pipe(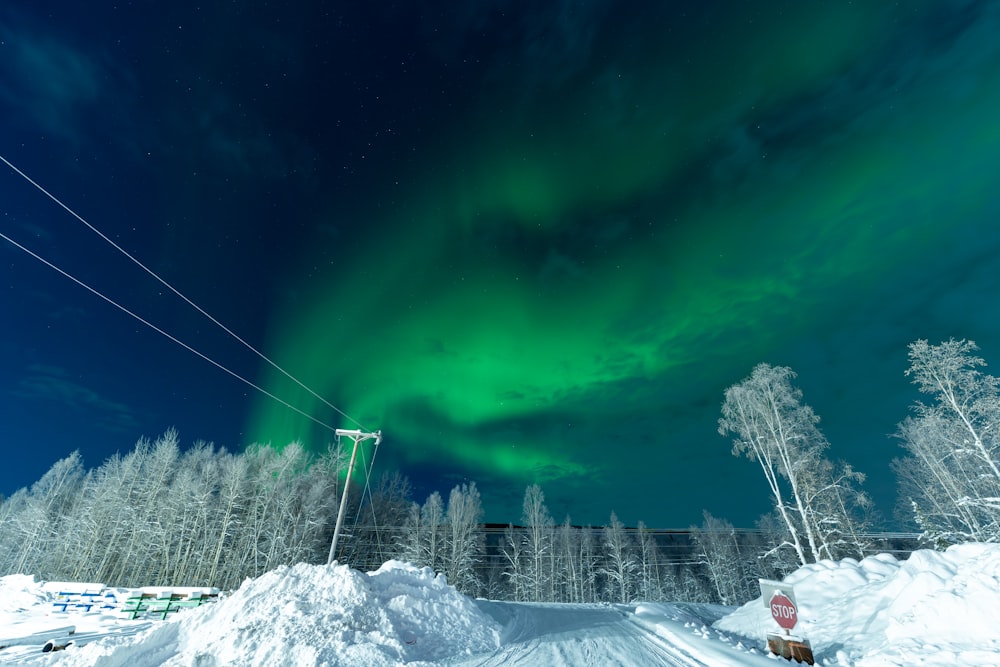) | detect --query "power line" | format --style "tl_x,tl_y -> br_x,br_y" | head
0,152 -> 366,434
0,229 -> 339,434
